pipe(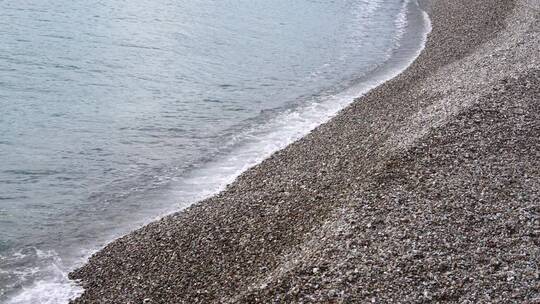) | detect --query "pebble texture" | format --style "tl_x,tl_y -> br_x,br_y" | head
70,0 -> 540,303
